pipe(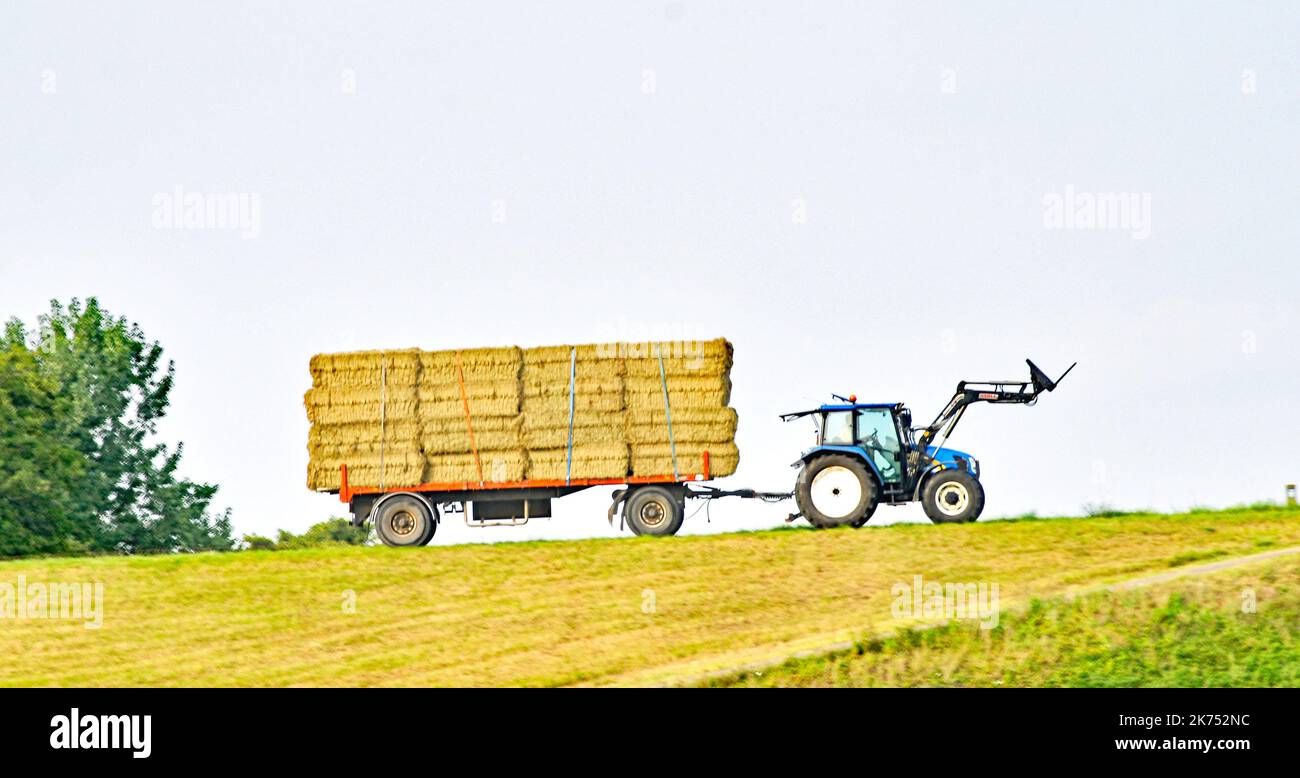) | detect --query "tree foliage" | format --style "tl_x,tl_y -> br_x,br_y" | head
0,298 -> 233,556
243,518 -> 371,551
